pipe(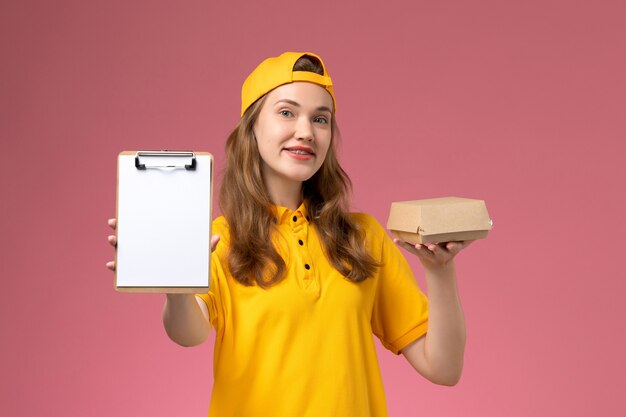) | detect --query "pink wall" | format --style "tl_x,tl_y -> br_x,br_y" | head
2,0 -> 625,415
